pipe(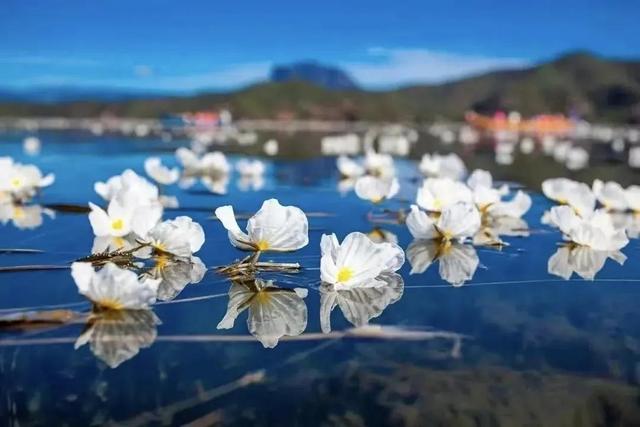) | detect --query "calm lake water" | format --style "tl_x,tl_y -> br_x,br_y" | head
1,130 -> 640,426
